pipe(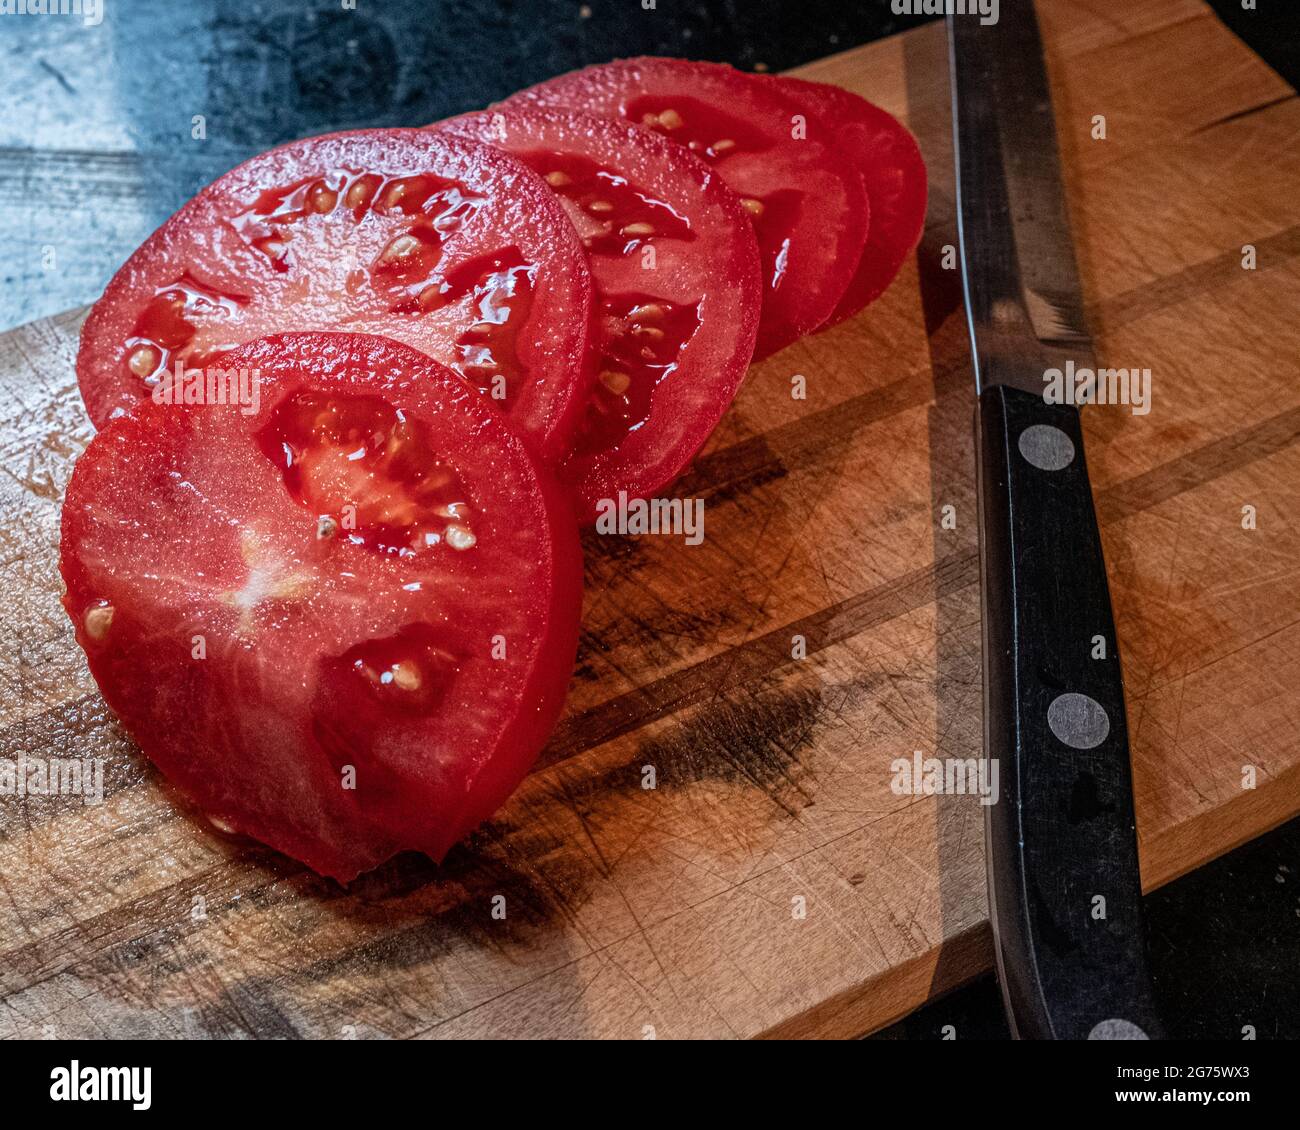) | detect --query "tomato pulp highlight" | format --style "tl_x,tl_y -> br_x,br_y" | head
438,107 -> 761,519
506,58 -> 869,358
78,131 -> 596,462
